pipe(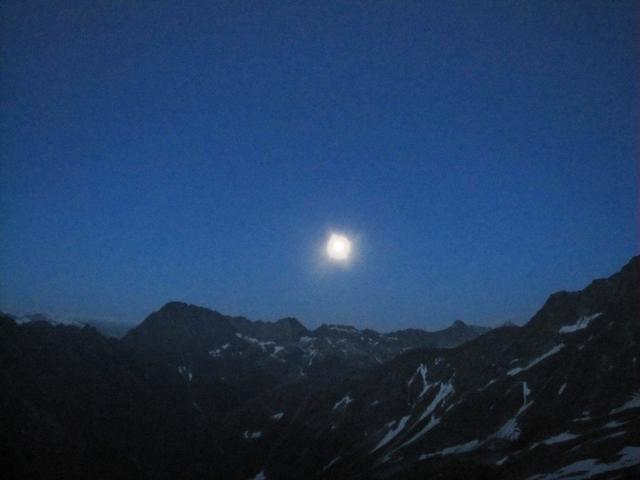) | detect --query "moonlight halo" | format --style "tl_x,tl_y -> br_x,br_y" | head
326,233 -> 352,262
